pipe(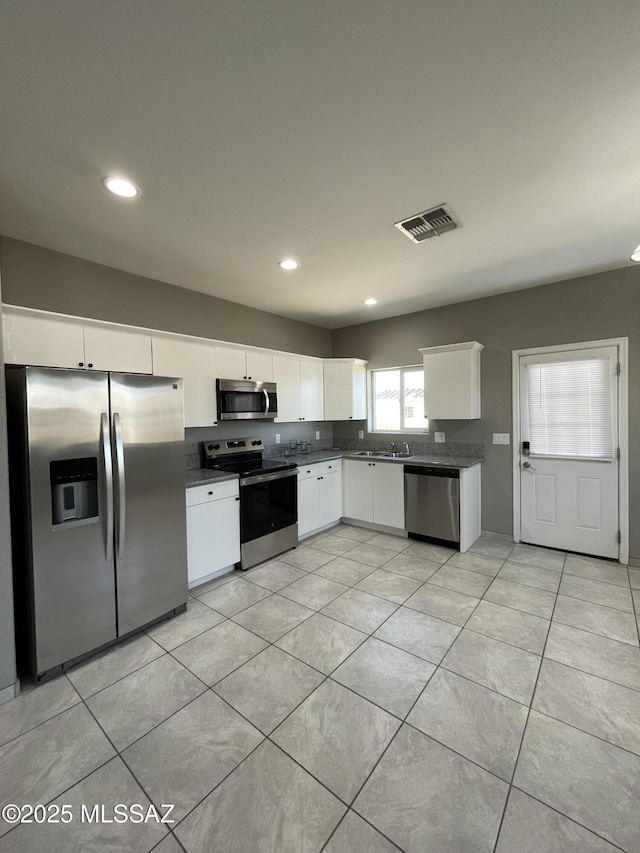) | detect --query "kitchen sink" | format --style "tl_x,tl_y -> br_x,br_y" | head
350,450 -> 413,459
